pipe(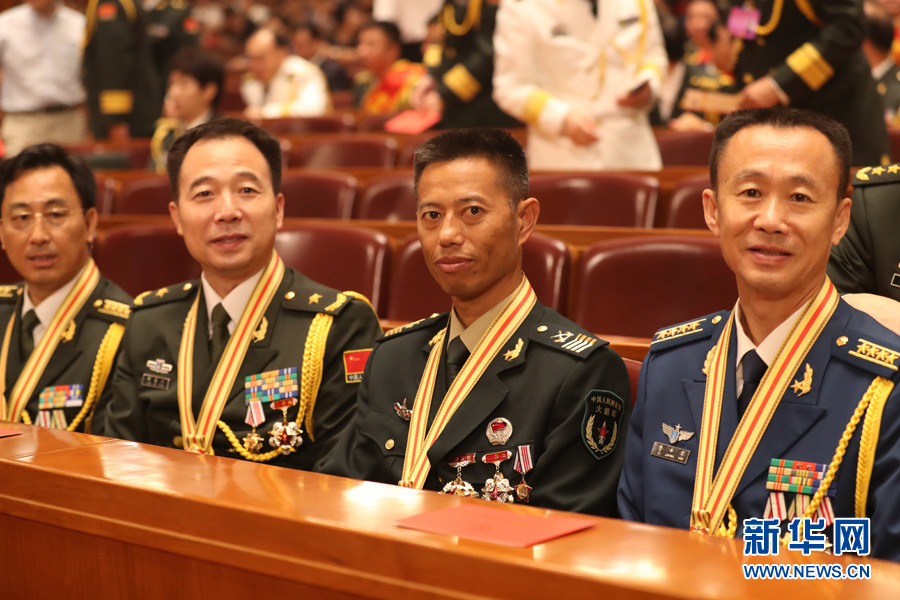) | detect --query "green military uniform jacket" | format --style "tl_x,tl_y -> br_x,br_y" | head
874,60 -> 900,124
322,304 -> 631,516
430,0 -> 520,128
828,164 -> 900,301
147,0 -> 200,83
729,0 -> 889,165
83,0 -> 162,138
98,268 -> 382,471
671,60 -> 740,126
0,277 -> 131,433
